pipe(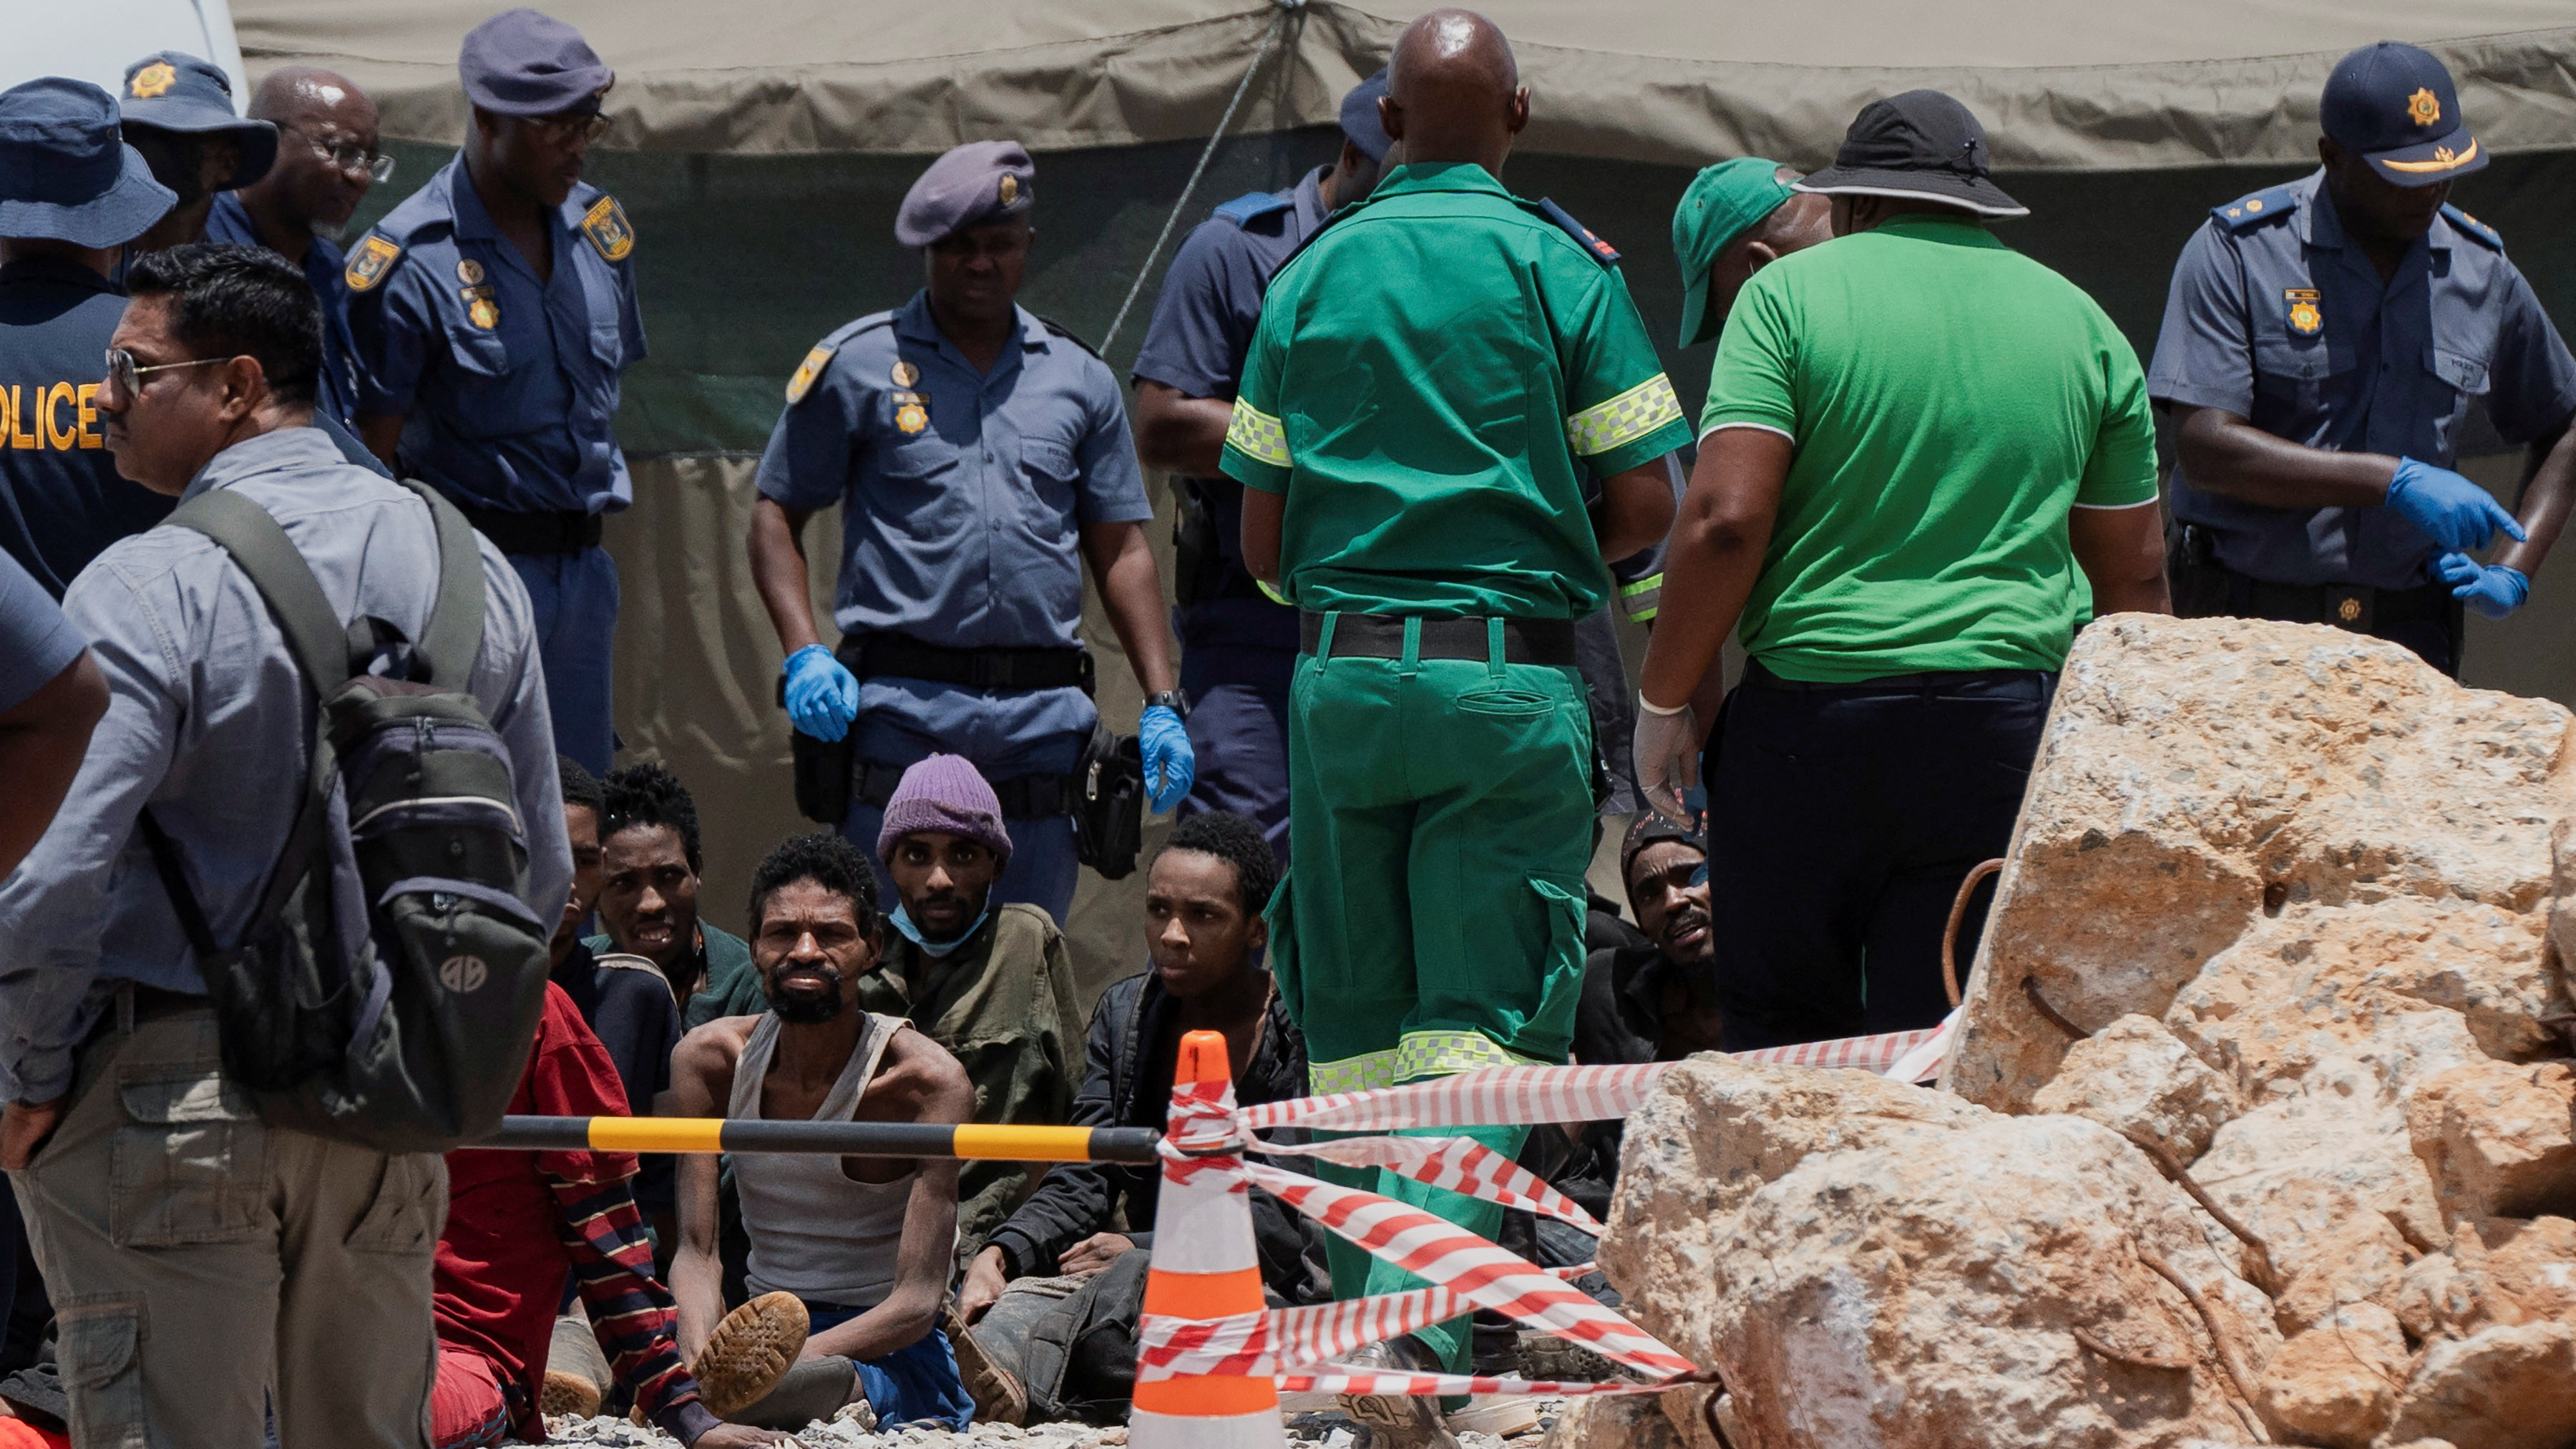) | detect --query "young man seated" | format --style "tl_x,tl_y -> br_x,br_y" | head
590,761 -> 763,1025
667,833 -> 979,1431
950,813 -> 1322,1423
431,980 -> 779,1449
